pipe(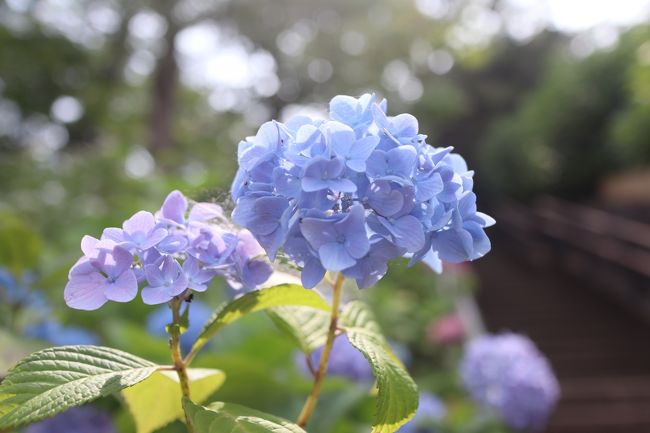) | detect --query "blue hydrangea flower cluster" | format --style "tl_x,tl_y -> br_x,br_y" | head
64,190 -> 273,310
296,334 -> 374,383
398,392 -> 447,433
25,405 -> 116,433
231,94 -> 494,288
460,333 -> 560,432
